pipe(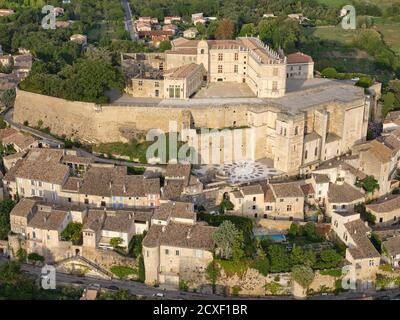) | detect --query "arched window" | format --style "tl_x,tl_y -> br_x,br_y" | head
200,49 -> 205,54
